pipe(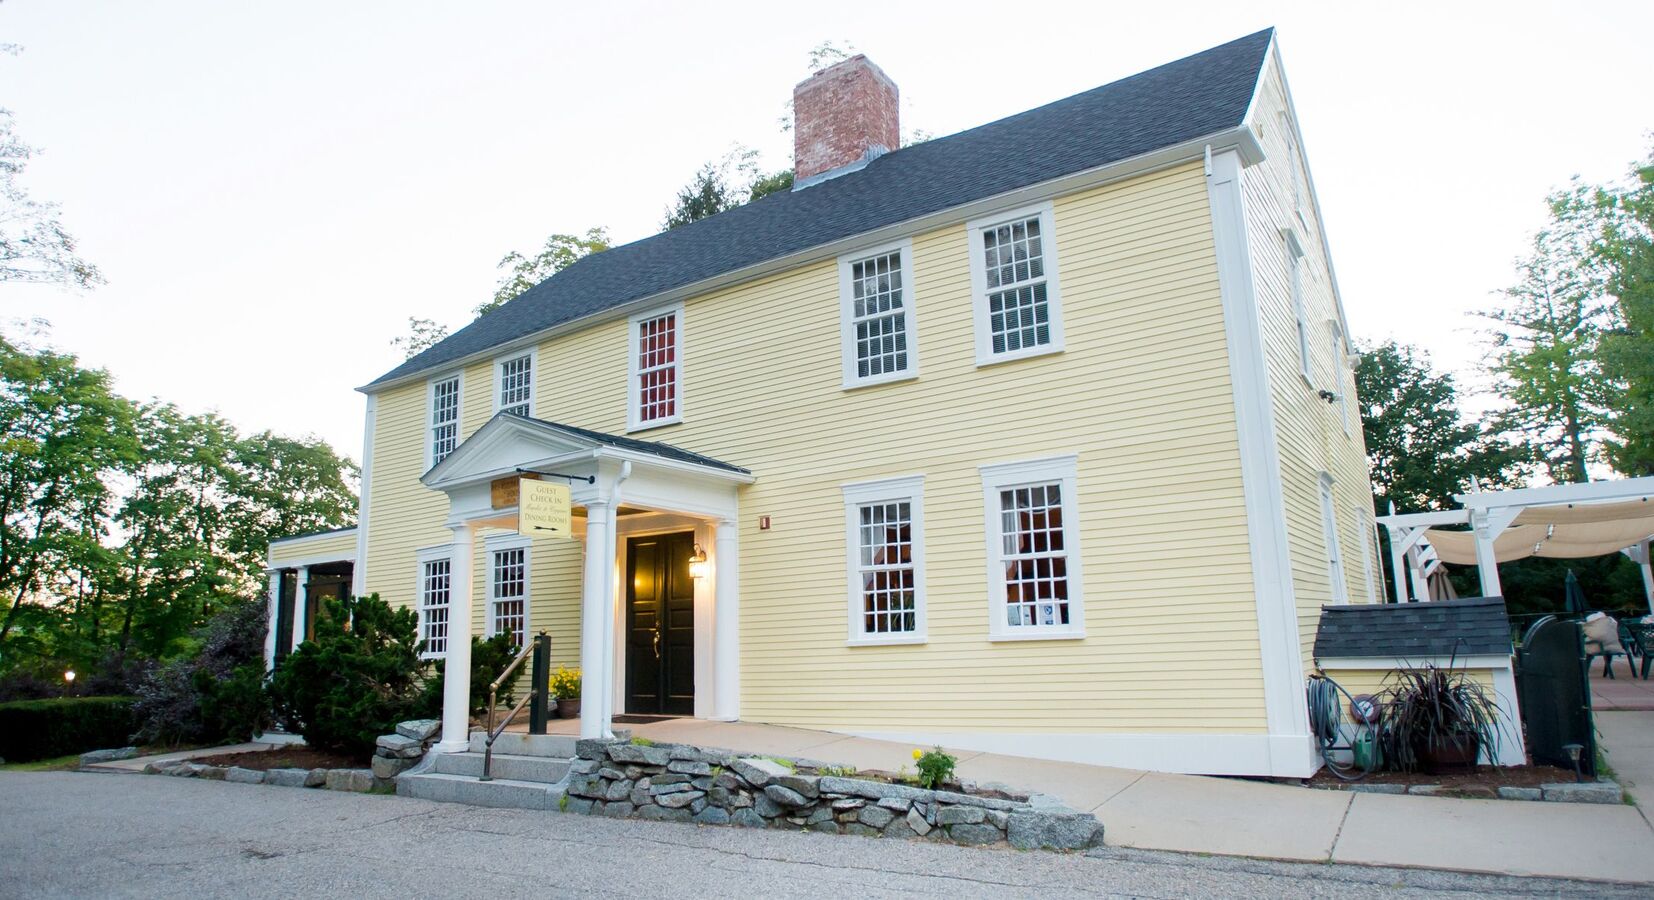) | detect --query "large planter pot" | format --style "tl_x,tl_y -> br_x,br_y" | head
1416,734 -> 1480,775
555,698 -> 581,719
